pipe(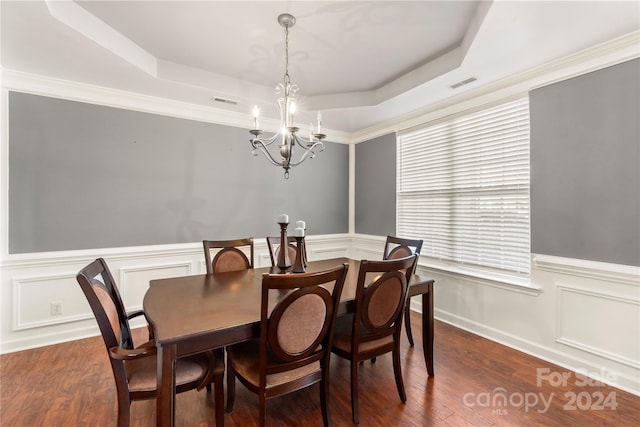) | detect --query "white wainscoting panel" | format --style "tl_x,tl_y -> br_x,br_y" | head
310,246 -> 350,260
256,253 -> 272,268
351,234 -> 386,260
119,262 -> 193,312
13,272 -> 91,330
556,285 -> 640,369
